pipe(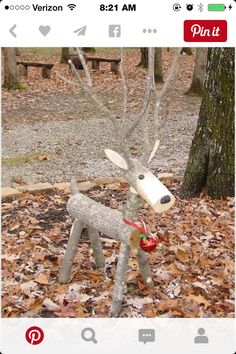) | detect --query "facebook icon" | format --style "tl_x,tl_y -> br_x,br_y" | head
109,25 -> 121,37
